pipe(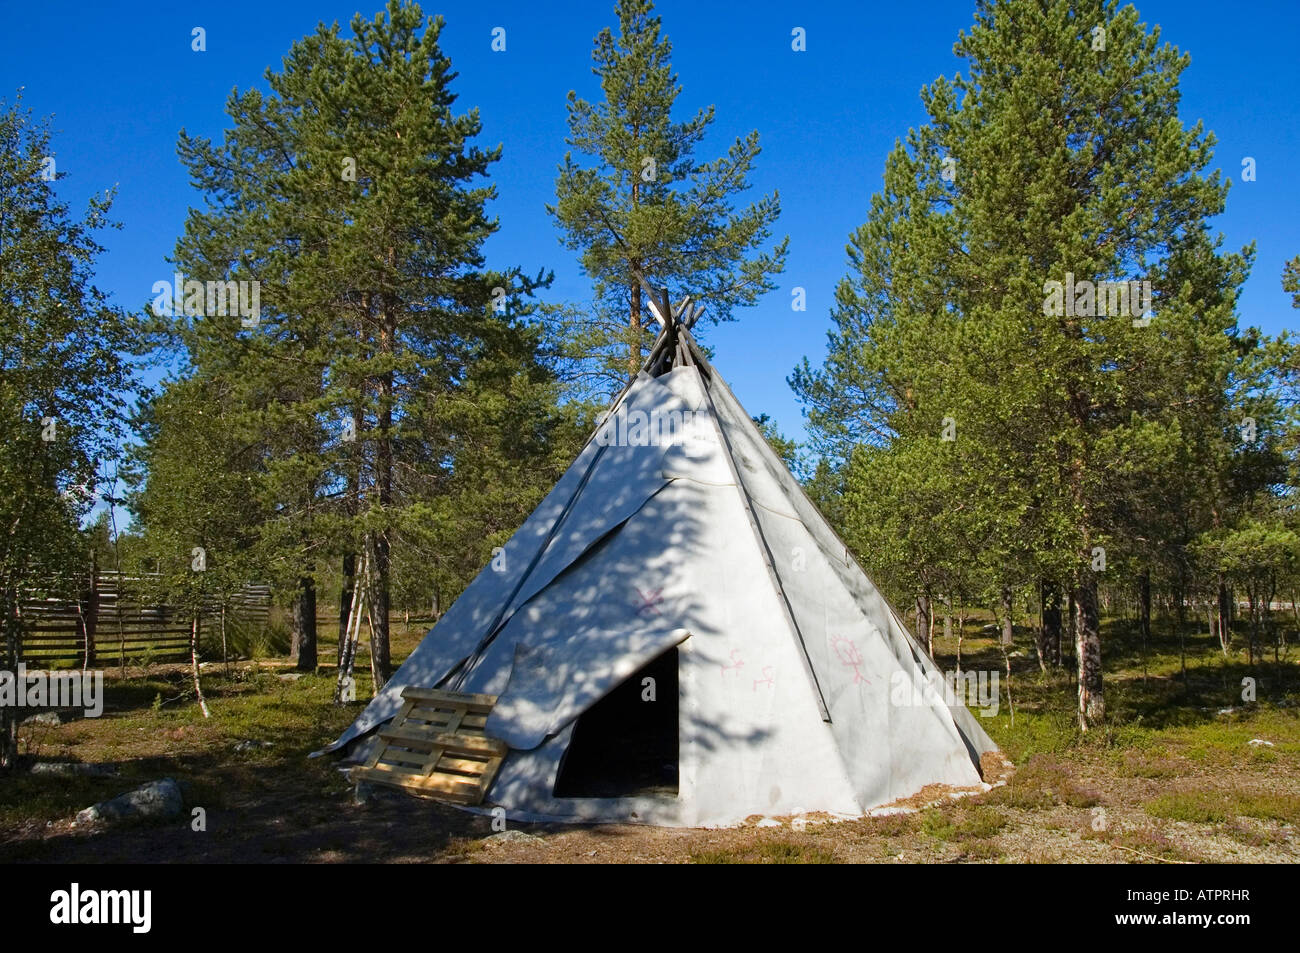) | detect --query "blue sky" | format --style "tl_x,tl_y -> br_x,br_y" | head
4,0 -> 1298,444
